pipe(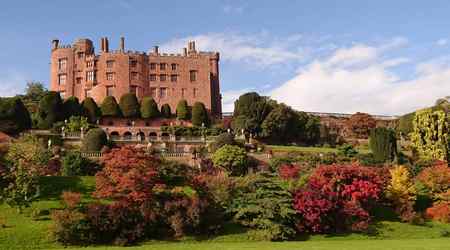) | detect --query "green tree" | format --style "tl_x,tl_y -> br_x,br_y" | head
23,81 -> 47,102
82,128 -> 108,152
140,97 -> 160,119
0,97 -> 32,134
161,104 -> 172,118
63,96 -> 82,118
119,93 -> 140,118
37,91 -> 64,129
191,102 -> 209,126
410,109 -> 448,161
232,92 -> 273,135
369,127 -> 397,162
212,145 -> 248,176
261,104 -> 299,143
81,97 -> 100,123
176,99 -> 190,120
100,96 -> 121,117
